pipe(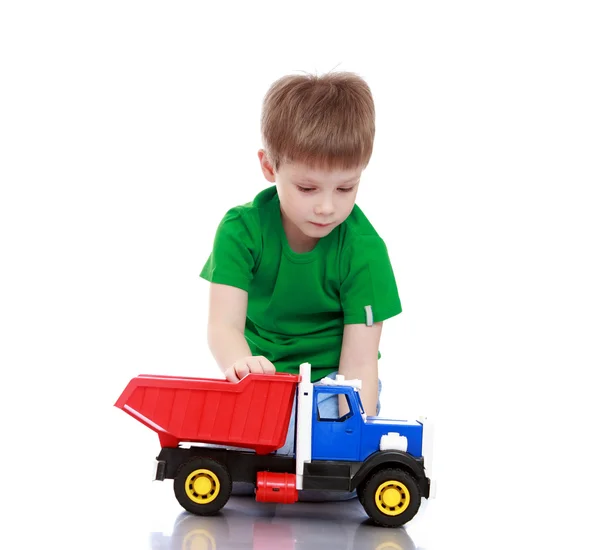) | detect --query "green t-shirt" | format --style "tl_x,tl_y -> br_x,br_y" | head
200,186 -> 402,382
